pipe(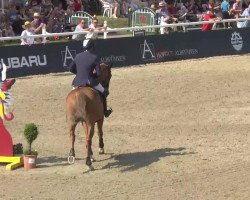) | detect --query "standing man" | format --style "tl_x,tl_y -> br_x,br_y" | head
221,0 -> 230,28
